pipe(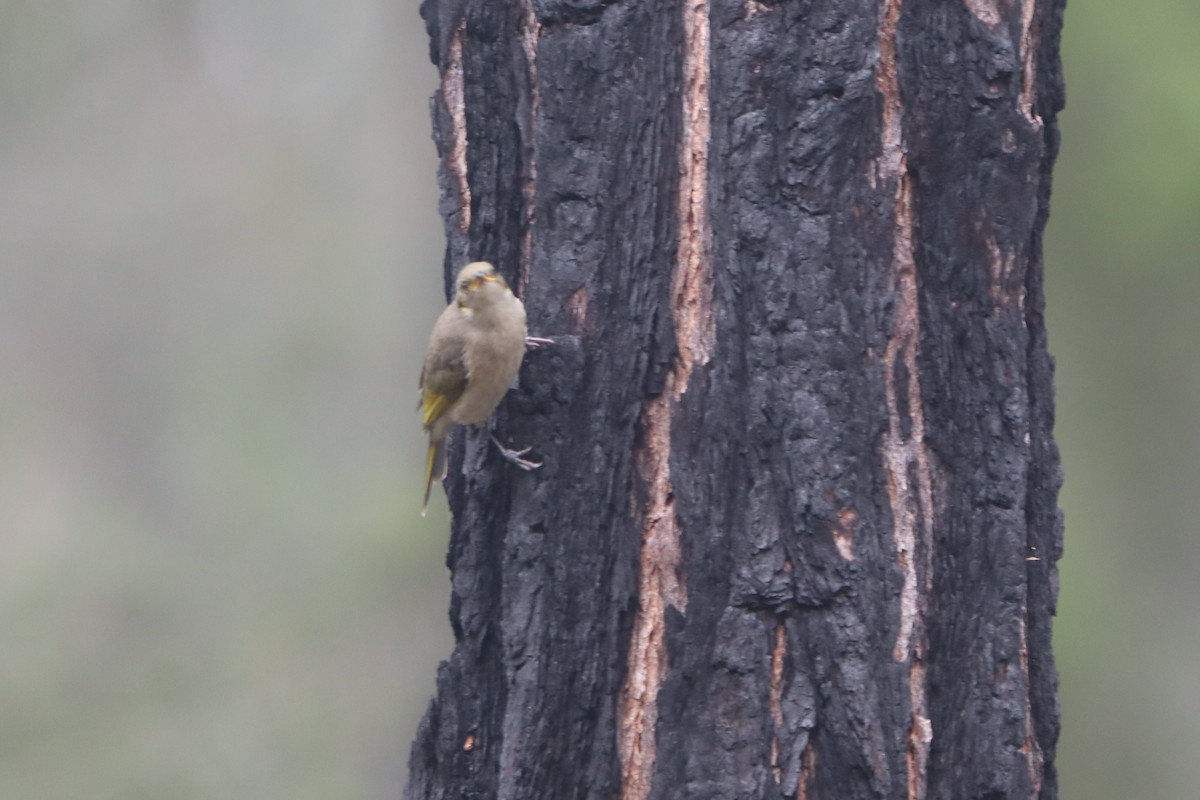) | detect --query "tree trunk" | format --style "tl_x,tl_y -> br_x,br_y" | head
406,0 -> 1065,797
